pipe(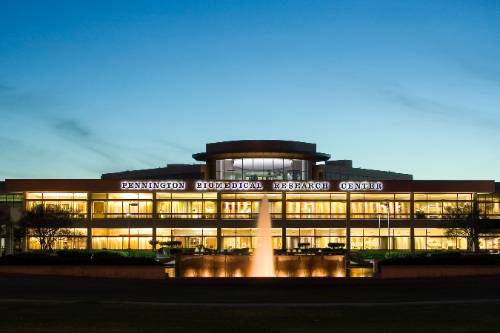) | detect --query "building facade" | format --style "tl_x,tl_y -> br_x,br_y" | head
1,140 -> 499,253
